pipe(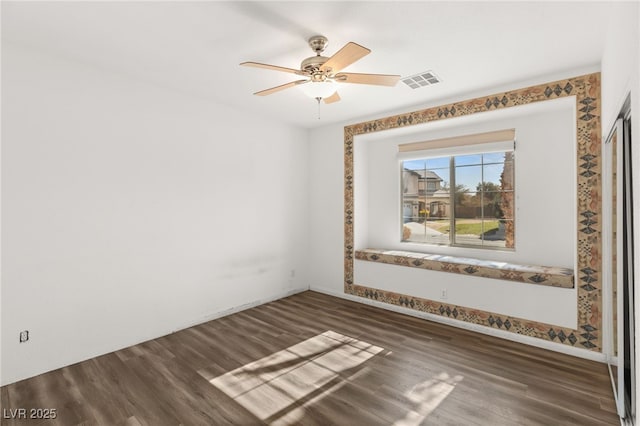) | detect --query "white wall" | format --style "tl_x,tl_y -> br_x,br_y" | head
601,2 -> 639,132
308,123 -> 346,292
353,98 -> 577,328
1,43 -> 309,385
308,67 -> 601,356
